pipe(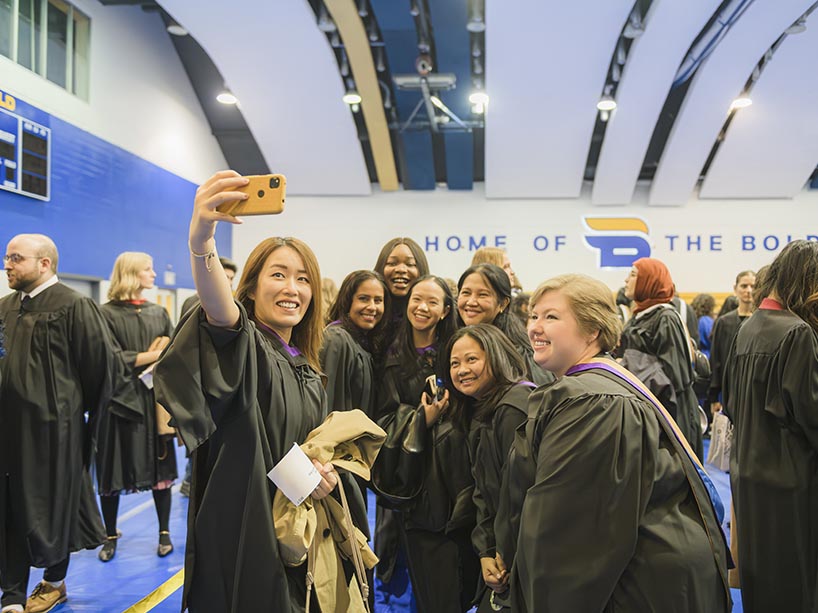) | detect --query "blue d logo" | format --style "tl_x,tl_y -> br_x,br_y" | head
583,217 -> 651,268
